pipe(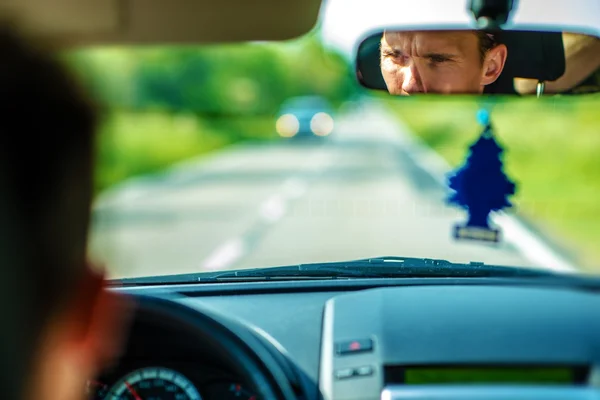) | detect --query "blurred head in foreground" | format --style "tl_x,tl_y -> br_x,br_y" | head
0,24 -> 129,400
380,30 -> 508,94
